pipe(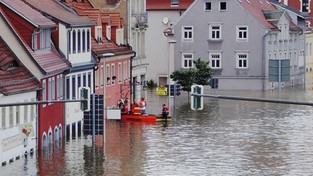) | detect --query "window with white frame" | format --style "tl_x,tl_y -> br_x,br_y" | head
16,106 -> 20,125
95,26 -> 103,42
209,24 -> 222,40
9,106 -> 13,127
118,63 -> 122,83
106,26 -> 112,41
100,66 -> 104,87
106,65 -> 110,85
220,2 -> 227,11
33,29 -> 51,51
182,53 -> 193,68
24,100 -> 28,123
209,53 -> 221,69
57,75 -> 63,99
111,64 -> 116,84
182,26 -> 193,42
205,2 -> 211,11
237,26 -> 248,41
72,30 -> 76,53
42,80 -> 46,101
1,107 -> 6,129
236,53 -> 248,69
31,98 -> 35,121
